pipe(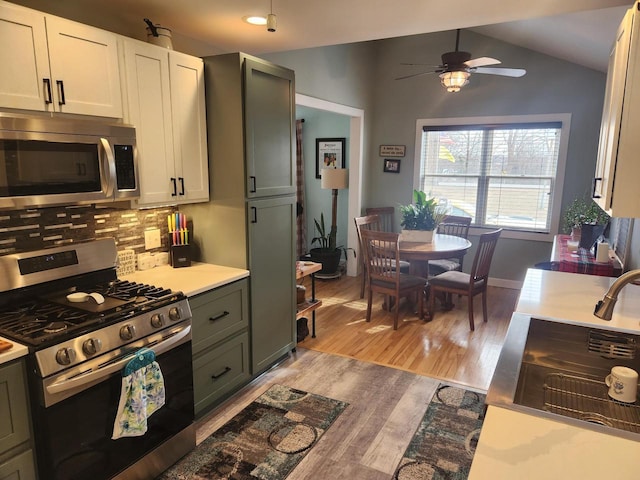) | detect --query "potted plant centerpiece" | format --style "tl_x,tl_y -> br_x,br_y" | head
562,197 -> 610,249
399,190 -> 448,243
